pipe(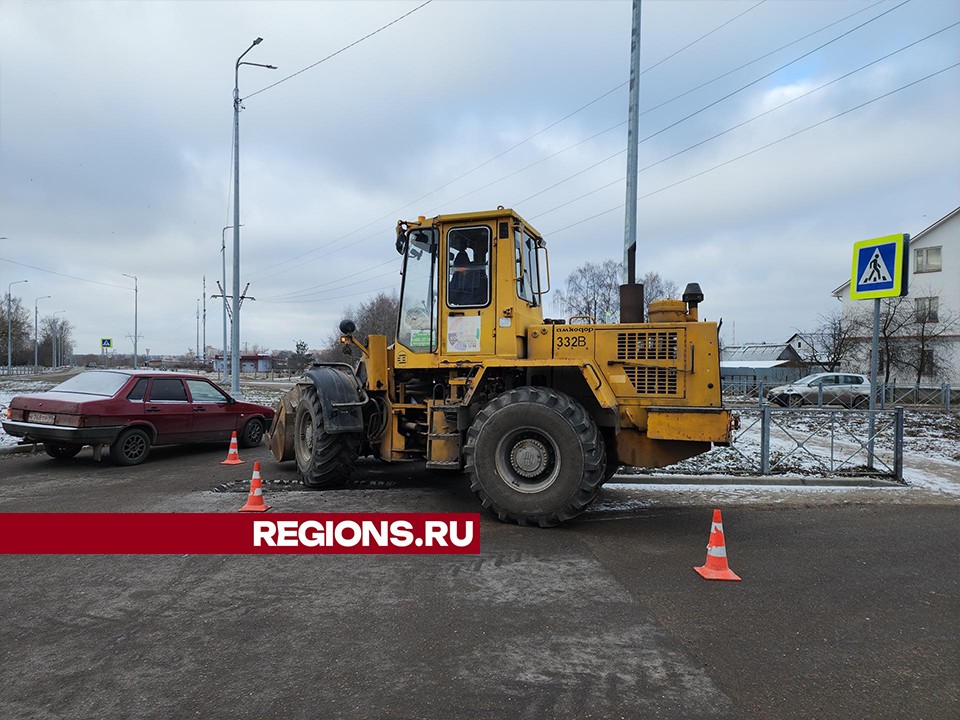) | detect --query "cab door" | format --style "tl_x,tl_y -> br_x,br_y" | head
441,224 -> 497,358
